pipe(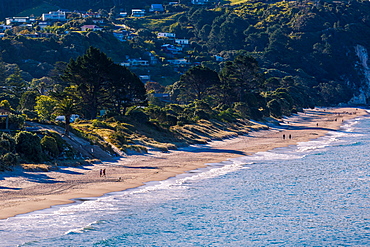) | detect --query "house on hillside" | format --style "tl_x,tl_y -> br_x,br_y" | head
38,22 -> 50,29
191,0 -> 209,4
167,58 -> 189,65
80,25 -> 103,31
149,4 -> 164,12
119,12 -> 128,17
81,12 -> 101,18
161,44 -> 182,54
139,75 -> 151,82
129,59 -> 149,66
42,10 -> 67,21
6,16 -> 36,25
157,32 -> 175,38
175,38 -> 189,46
0,25 -> 12,31
131,9 -> 146,17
